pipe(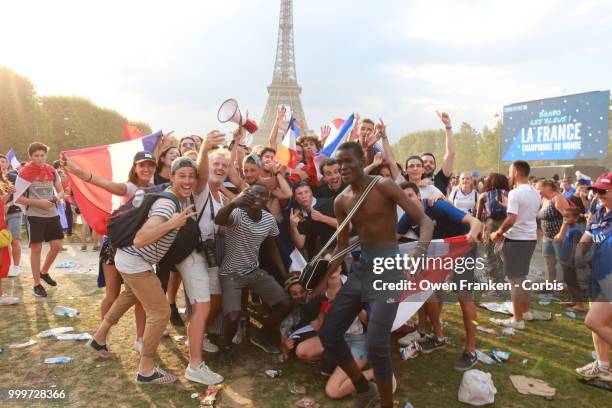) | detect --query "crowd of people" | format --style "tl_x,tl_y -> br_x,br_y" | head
0,107 -> 610,407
